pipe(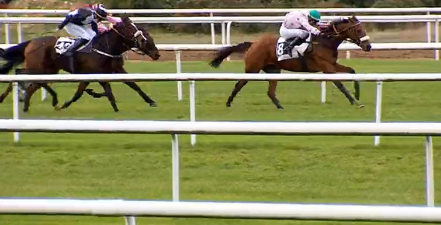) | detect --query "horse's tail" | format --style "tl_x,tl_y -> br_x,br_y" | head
209,42 -> 253,68
0,40 -> 31,74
